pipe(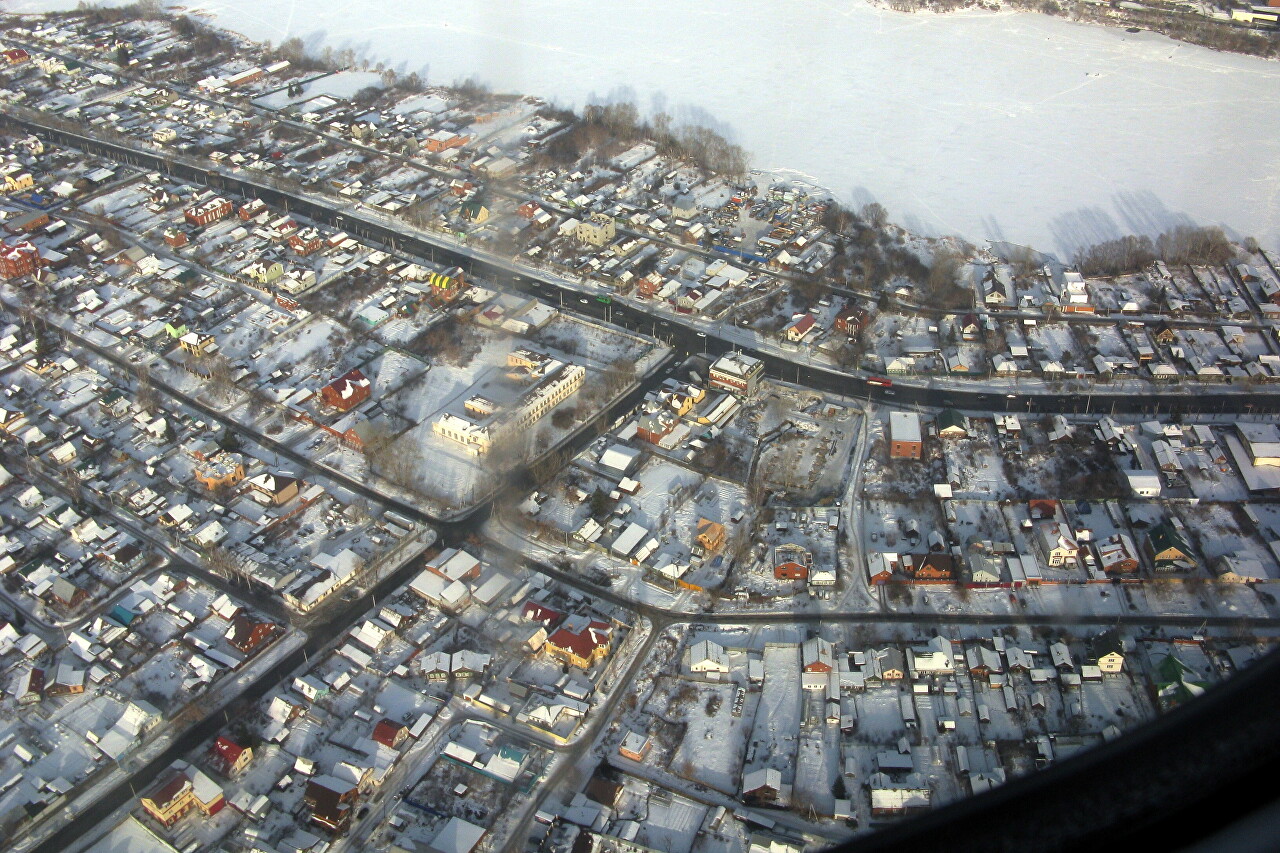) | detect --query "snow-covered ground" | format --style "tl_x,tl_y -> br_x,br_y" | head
10,0 -> 1280,255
